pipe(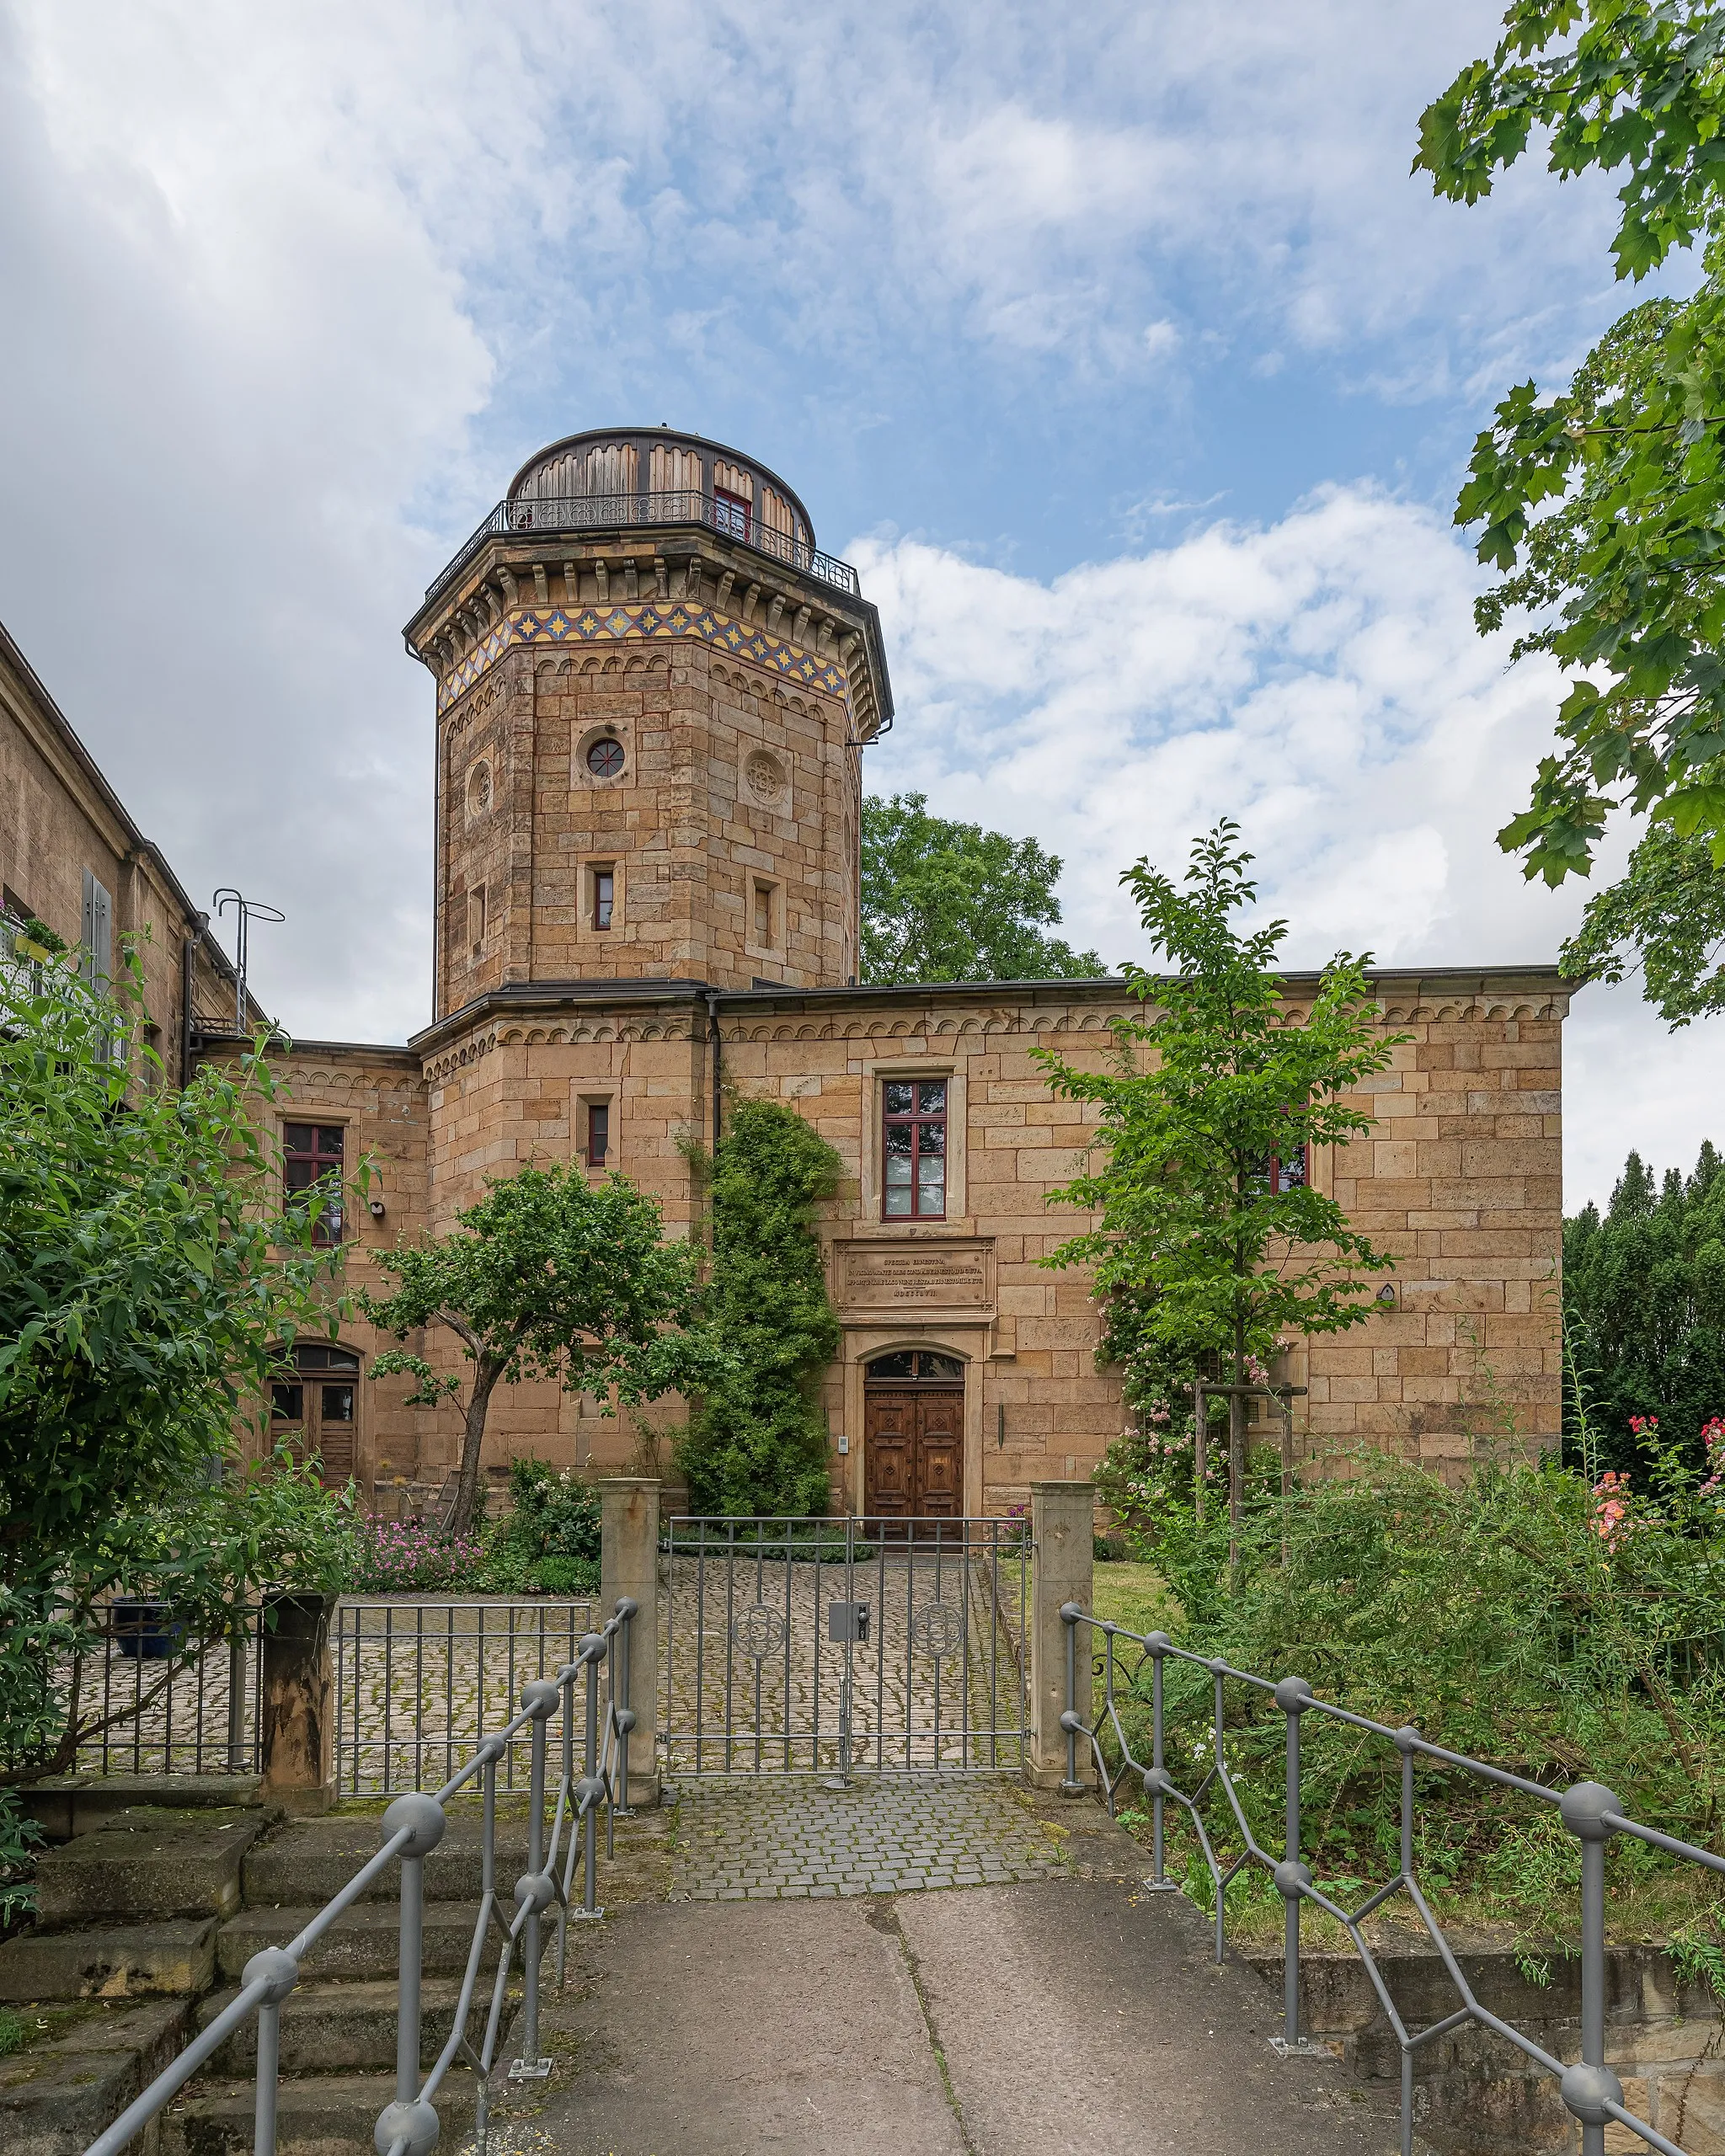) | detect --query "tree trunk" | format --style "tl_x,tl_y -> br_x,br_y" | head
447,1358 -> 504,1540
